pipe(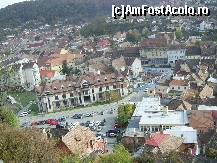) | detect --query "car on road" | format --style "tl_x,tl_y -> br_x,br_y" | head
72,114 -> 83,119
85,121 -> 90,127
106,129 -> 120,137
96,126 -> 102,132
47,119 -> 59,125
20,121 -> 29,128
58,116 -> 66,122
84,113 -> 93,117
19,112 -> 28,117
